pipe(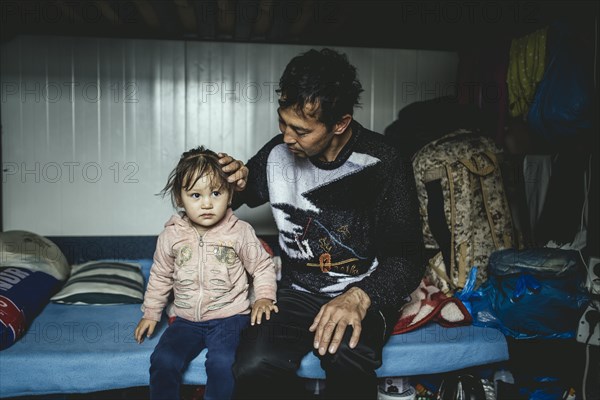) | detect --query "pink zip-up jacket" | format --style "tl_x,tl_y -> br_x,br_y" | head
142,208 -> 277,322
